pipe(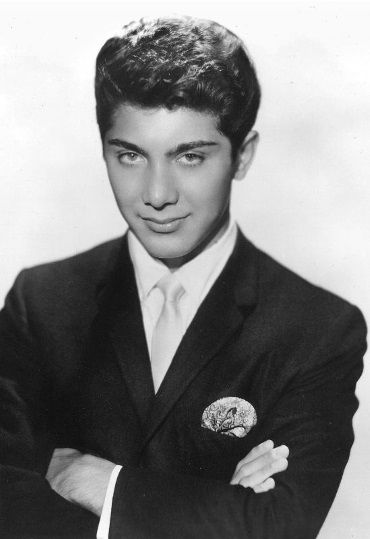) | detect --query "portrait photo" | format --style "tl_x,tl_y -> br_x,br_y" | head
0,1 -> 369,538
